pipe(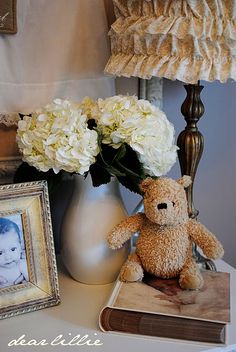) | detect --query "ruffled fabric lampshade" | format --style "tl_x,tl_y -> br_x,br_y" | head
105,0 -> 236,84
